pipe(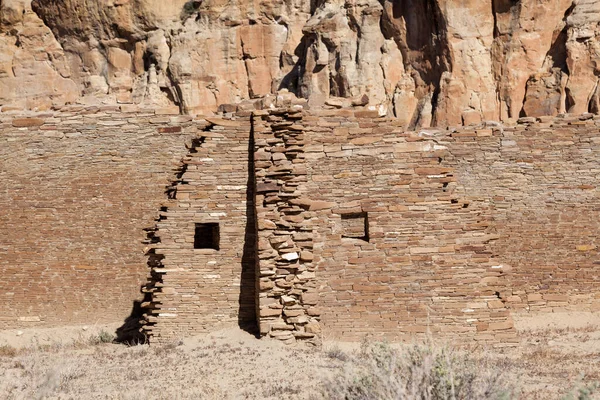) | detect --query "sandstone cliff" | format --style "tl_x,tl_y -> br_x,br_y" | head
1,0 -> 599,127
